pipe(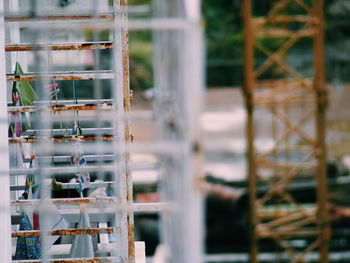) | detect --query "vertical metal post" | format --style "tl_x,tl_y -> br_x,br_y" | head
182,1 -> 204,262
0,0 -> 12,261
314,0 -> 329,262
113,0 -> 135,262
153,0 -> 204,262
243,0 -> 257,262
121,0 -> 136,261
